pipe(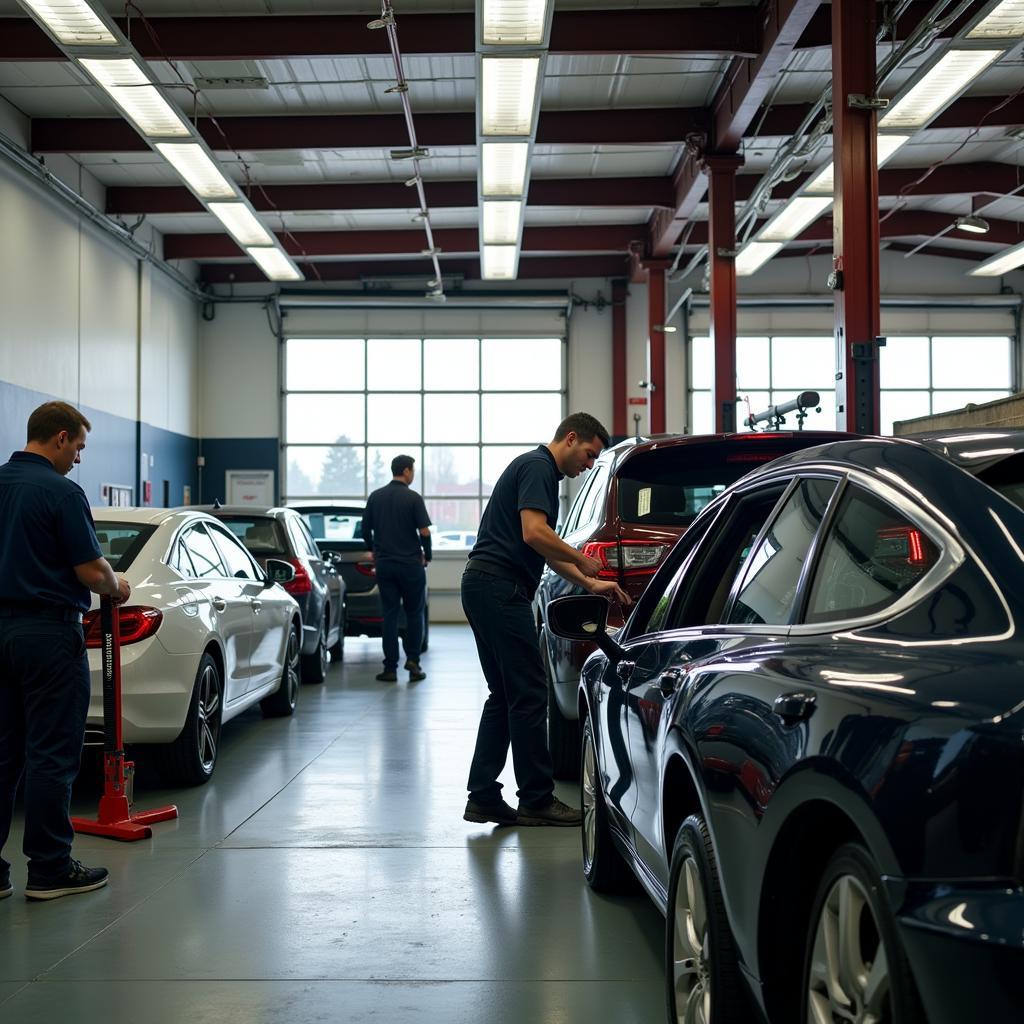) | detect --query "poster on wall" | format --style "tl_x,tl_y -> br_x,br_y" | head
226,470 -> 275,507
